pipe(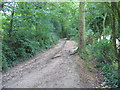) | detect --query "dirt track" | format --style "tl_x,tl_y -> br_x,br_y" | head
2,39 -> 96,88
